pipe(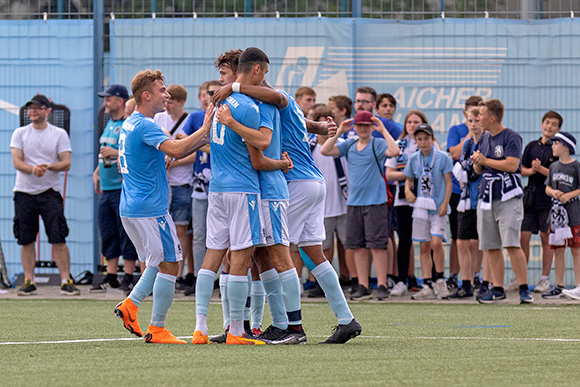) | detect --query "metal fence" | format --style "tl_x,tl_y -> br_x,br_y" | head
2,0 -> 580,19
